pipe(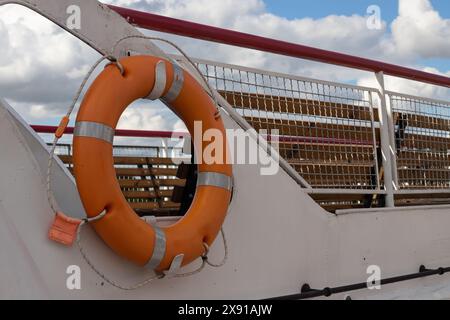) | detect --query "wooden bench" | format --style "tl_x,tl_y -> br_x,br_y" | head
394,192 -> 450,206
394,111 -> 450,190
59,155 -> 188,216
219,90 -> 379,122
219,90 -> 450,212
220,90 -> 381,210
